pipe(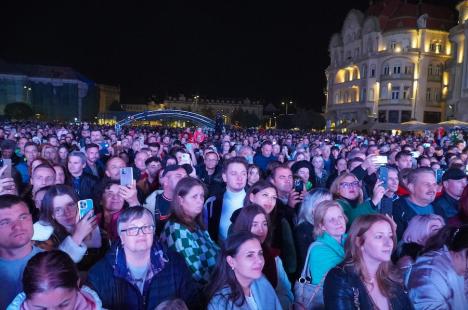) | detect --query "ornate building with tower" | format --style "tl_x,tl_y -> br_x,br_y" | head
325,0 -> 456,129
